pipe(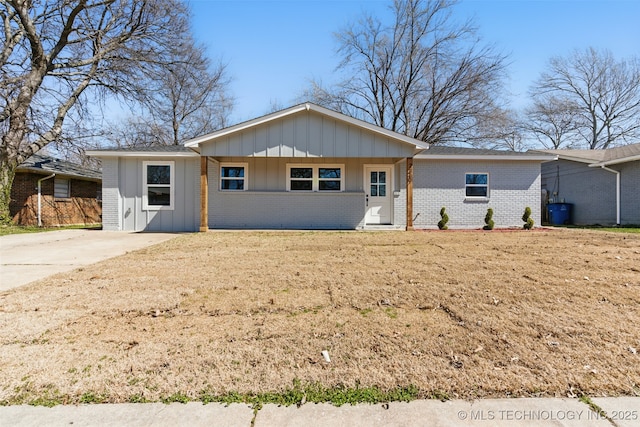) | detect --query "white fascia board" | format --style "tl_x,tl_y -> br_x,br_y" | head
415,154 -> 557,162
184,102 -> 430,151
589,154 -> 640,167
86,151 -> 199,158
